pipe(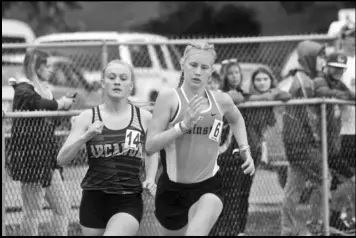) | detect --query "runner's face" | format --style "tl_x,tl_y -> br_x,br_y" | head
102,62 -> 133,99
182,50 -> 214,89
